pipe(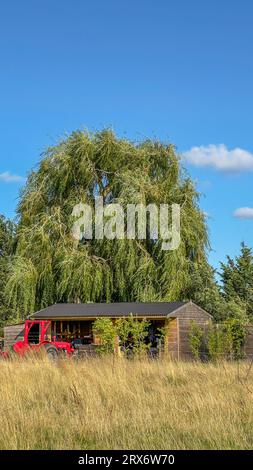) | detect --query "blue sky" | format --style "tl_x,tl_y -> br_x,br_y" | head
0,0 -> 253,272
